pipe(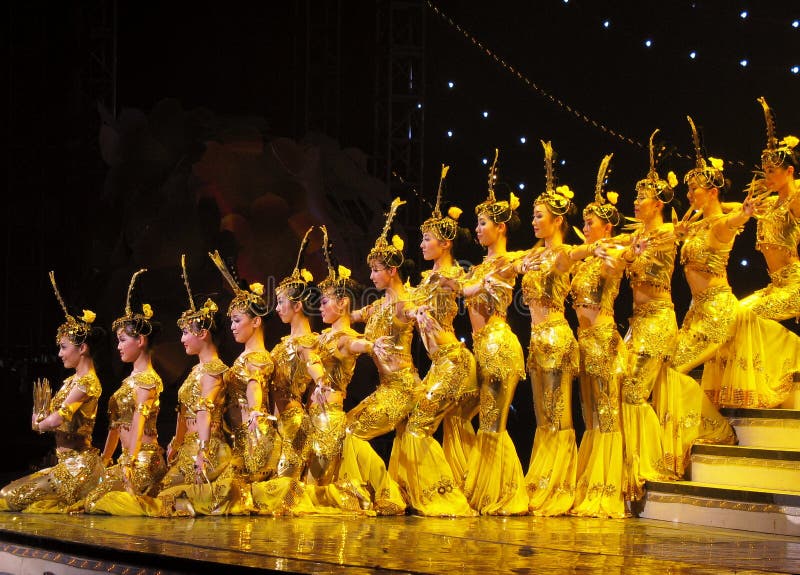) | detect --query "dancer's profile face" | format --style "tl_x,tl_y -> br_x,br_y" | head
582,214 -> 611,243
686,178 -> 716,211
58,337 -> 83,369
532,204 -> 559,239
180,327 -> 205,356
230,309 -> 257,344
275,292 -> 297,324
475,215 -> 501,247
764,164 -> 793,194
320,289 -> 345,324
420,232 -> 448,261
633,194 -> 661,222
116,329 -> 144,363
369,261 -> 391,290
